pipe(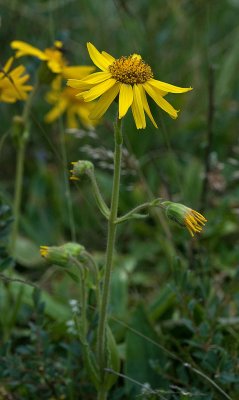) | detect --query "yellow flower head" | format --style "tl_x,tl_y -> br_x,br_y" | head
10,40 -> 95,78
162,201 -> 207,237
45,77 -> 99,128
0,57 -> 33,103
67,42 -> 193,129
